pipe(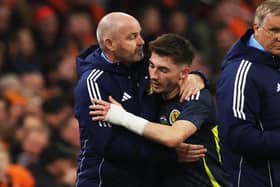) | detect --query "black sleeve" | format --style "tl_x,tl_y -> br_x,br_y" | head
178,89 -> 213,129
